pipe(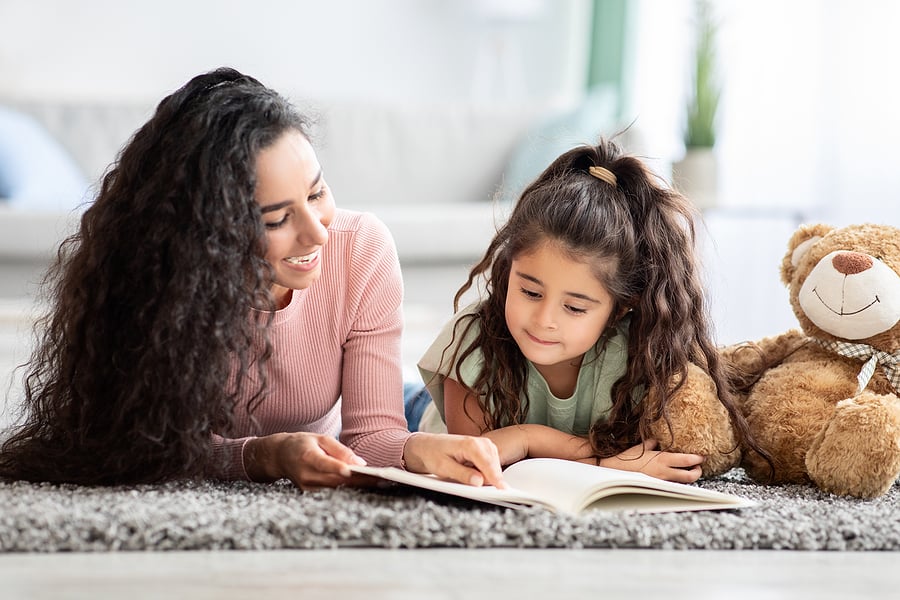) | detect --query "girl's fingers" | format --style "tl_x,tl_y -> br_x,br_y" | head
665,452 -> 705,468
665,464 -> 702,484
